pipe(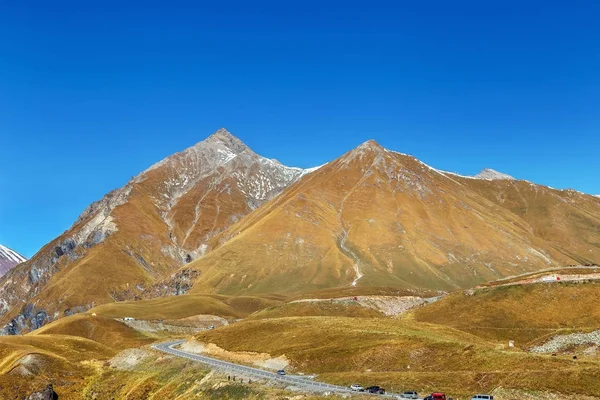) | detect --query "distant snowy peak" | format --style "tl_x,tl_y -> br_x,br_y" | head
0,244 -> 27,277
474,168 -> 515,181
